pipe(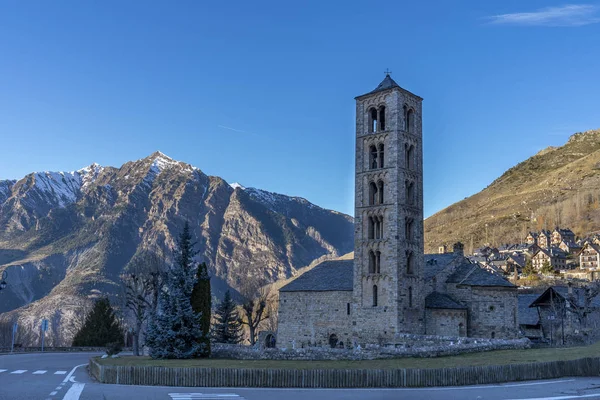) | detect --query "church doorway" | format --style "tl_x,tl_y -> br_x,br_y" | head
265,334 -> 276,348
329,334 -> 338,348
